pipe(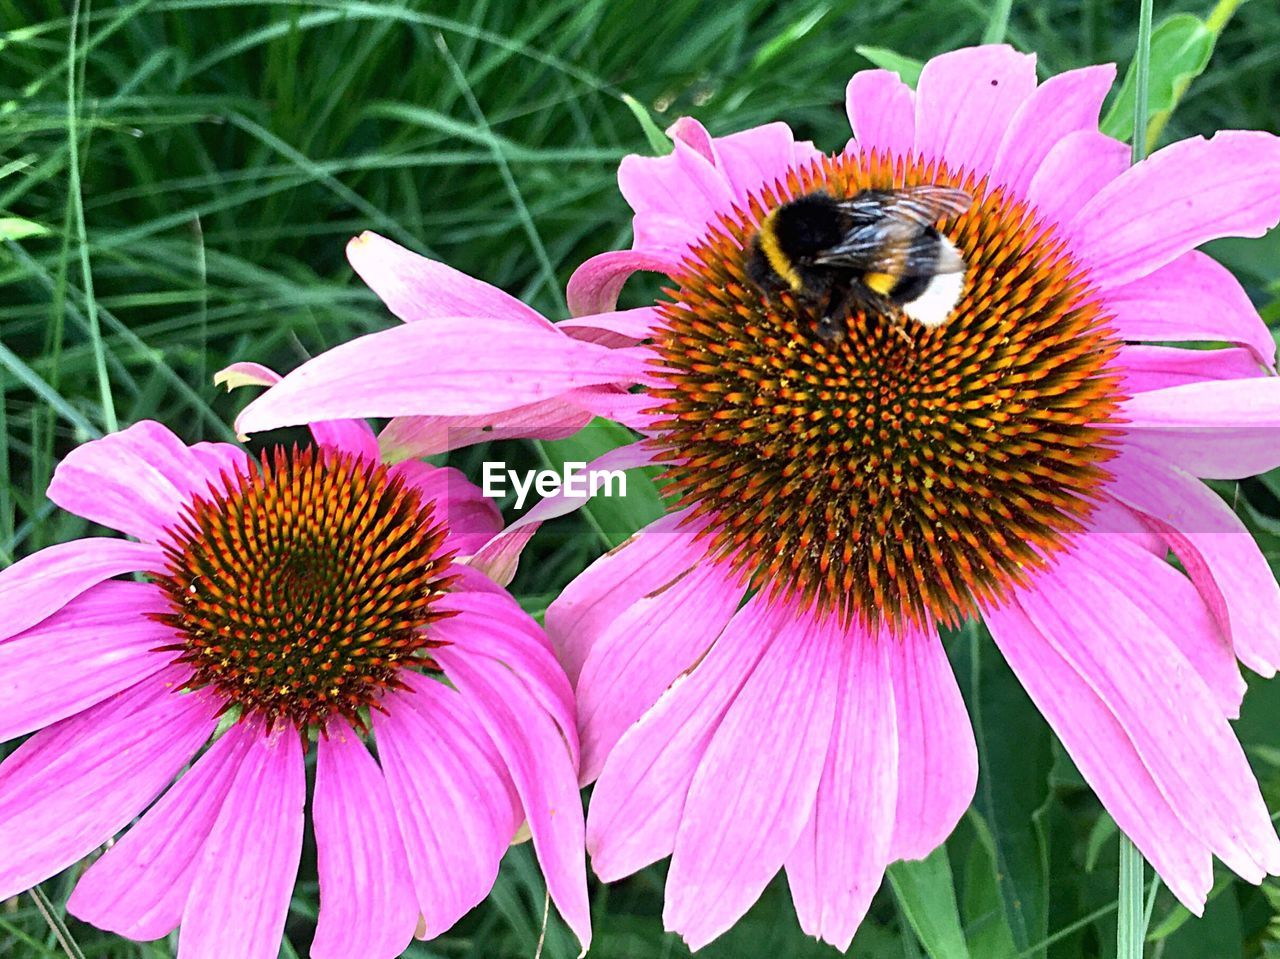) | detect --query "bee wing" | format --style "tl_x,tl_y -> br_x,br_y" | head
839,186 -> 972,227
811,223 -> 966,277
